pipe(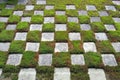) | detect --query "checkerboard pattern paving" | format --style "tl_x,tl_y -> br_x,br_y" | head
0,0 -> 120,80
